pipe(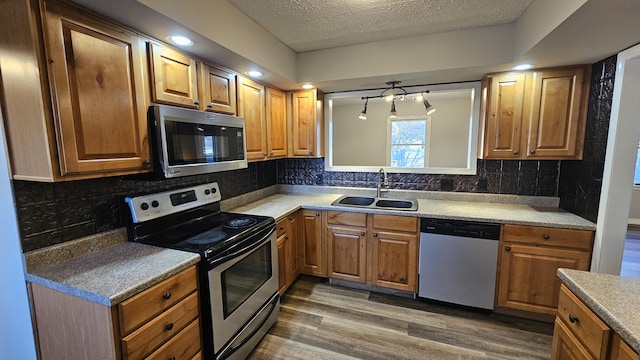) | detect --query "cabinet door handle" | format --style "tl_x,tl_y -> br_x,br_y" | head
270,152 -> 274,156
505,246 -> 511,252
399,277 -> 405,281
142,159 -> 151,167
360,232 -> 365,236
543,234 -> 550,240
373,233 -> 378,237
162,292 -> 171,300
279,226 -> 285,230
513,150 -> 519,155
169,357 -> 176,360
530,150 -> 536,155
568,313 -> 579,323
165,323 -> 174,331
309,150 -> 313,155
315,212 -> 320,217
377,273 -> 382,278
263,152 -> 268,156
194,99 -> 200,106
207,102 -> 214,109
